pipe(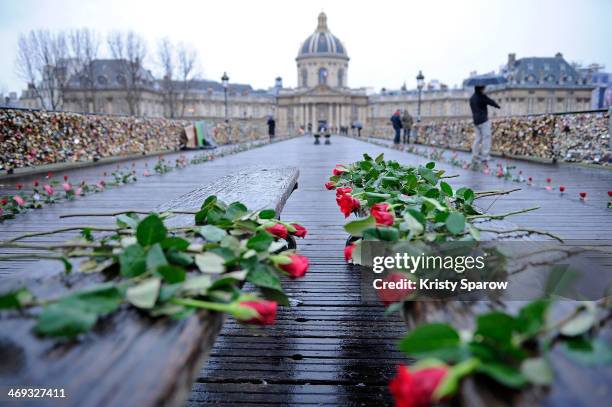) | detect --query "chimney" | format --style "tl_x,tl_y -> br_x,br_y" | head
555,52 -> 563,59
507,53 -> 516,68
275,76 -> 283,89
